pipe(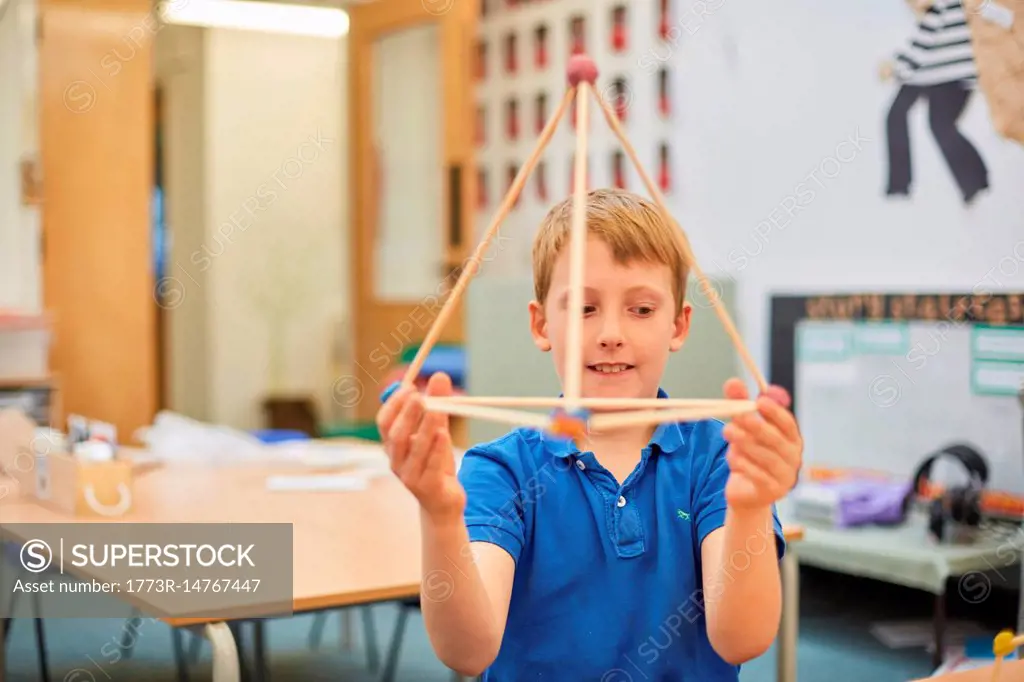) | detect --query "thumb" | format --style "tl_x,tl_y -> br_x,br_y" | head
723,377 -> 748,401
425,371 -> 453,397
